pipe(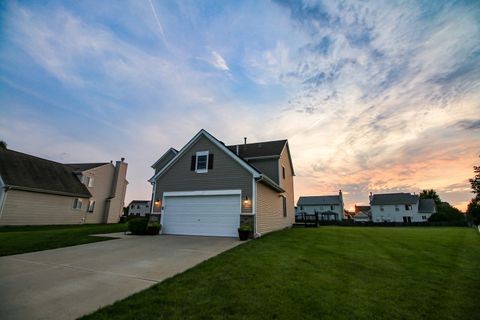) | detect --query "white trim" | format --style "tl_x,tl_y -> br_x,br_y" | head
150,181 -> 157,215
0,176 -> 6,218
252,177 -> 258,237
195,150 -> 209,173
148,129 -> 260,183
244,155 -> 280,160
163,189 -> 242,197
151,148 -> 178,169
